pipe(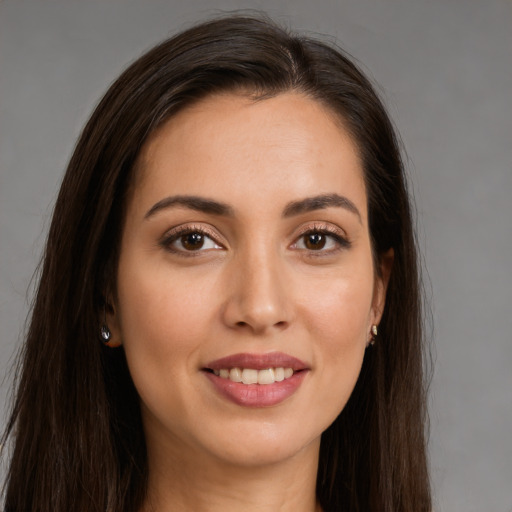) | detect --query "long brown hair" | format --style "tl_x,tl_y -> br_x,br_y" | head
2,15 -> 431,512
